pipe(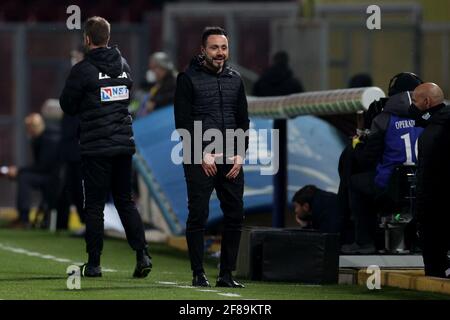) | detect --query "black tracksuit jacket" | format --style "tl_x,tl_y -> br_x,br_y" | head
60,46 -> 135,157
